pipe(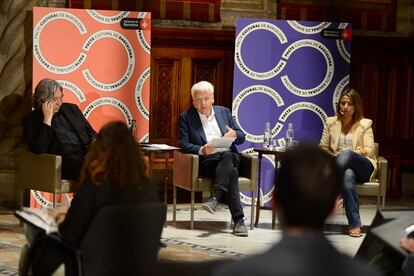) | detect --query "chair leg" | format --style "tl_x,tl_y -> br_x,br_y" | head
191,190 -> 195,230
250,191 -> 255,230
377,196 -> 382,210
53,191 -> 57,208
381,196 -> 385,209
173,185 -> 177,226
